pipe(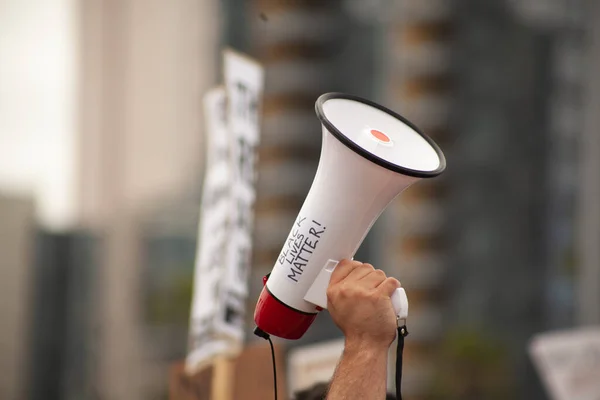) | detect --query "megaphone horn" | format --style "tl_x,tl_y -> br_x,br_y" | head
254,93 -> 446,339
